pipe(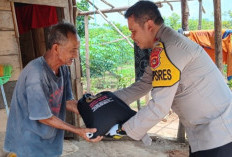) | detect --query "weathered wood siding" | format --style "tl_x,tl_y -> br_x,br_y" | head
0,0 -> 22,81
